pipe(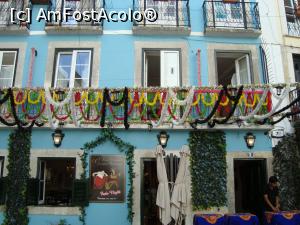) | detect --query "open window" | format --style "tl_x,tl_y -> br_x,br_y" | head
143,50 -> 180,87
284,0 -> 296,23
216,52 -> 252,86
0,50 -> 17,88
53,50 -> 92,88
293,54 -> 300,82
38,158 -> 76,206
